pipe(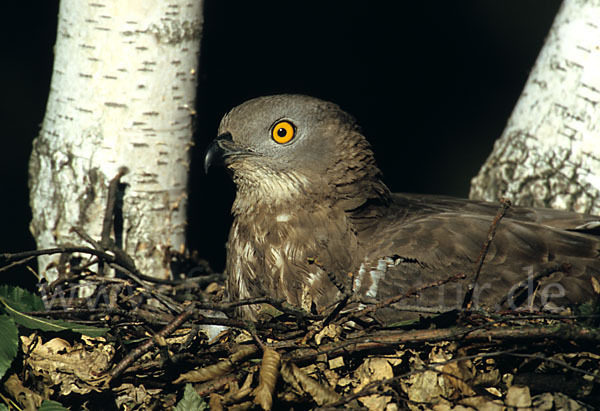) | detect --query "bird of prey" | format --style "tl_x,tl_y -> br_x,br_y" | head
204,94 -> 600,323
